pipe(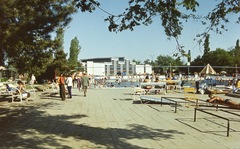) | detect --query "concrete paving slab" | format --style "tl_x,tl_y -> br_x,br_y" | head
0,88 -> 239,148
